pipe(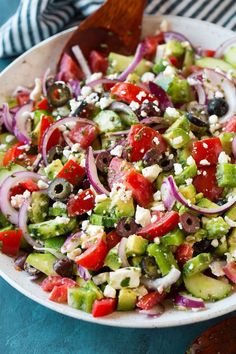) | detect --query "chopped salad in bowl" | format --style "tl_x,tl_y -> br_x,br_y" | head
0,26 -> 236,319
